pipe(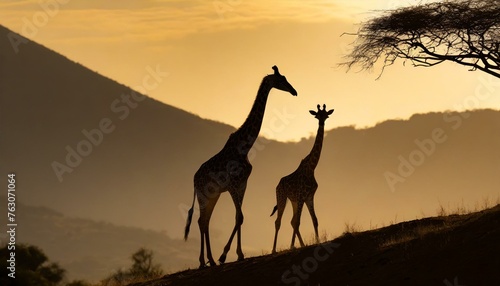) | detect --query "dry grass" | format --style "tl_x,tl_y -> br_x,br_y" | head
268,198 -> 500,257
388,214 -> 399,225
368,220 -> 381,231
342,221 -> 363,235
380,197 -> 500,250
436,196 -> 499,217
379,222 -> 449,249
269,229 -> 332,255
302,229 -> 331,246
